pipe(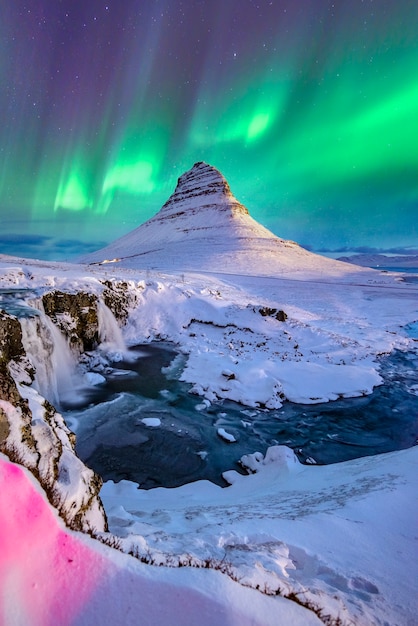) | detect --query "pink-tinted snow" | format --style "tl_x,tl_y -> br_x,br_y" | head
0,460 -> 103,625
0,457 -> 313,626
